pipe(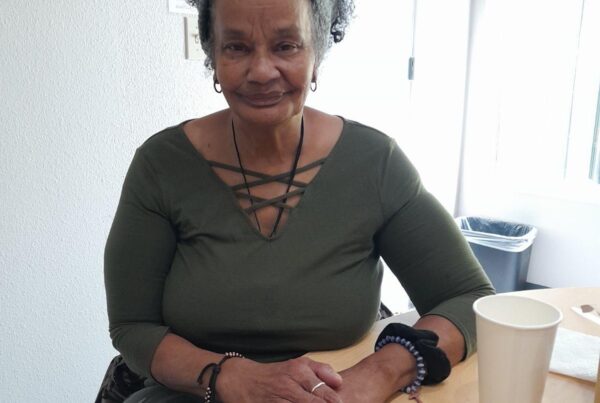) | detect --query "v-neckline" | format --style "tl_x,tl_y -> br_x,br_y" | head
176,117 -> 348,242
